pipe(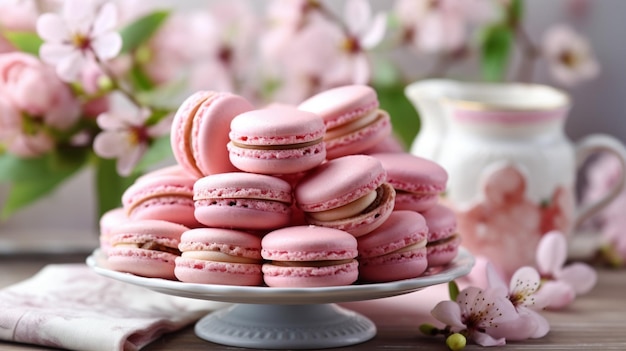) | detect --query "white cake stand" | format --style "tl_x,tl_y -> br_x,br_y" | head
87,248 -> 474,349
